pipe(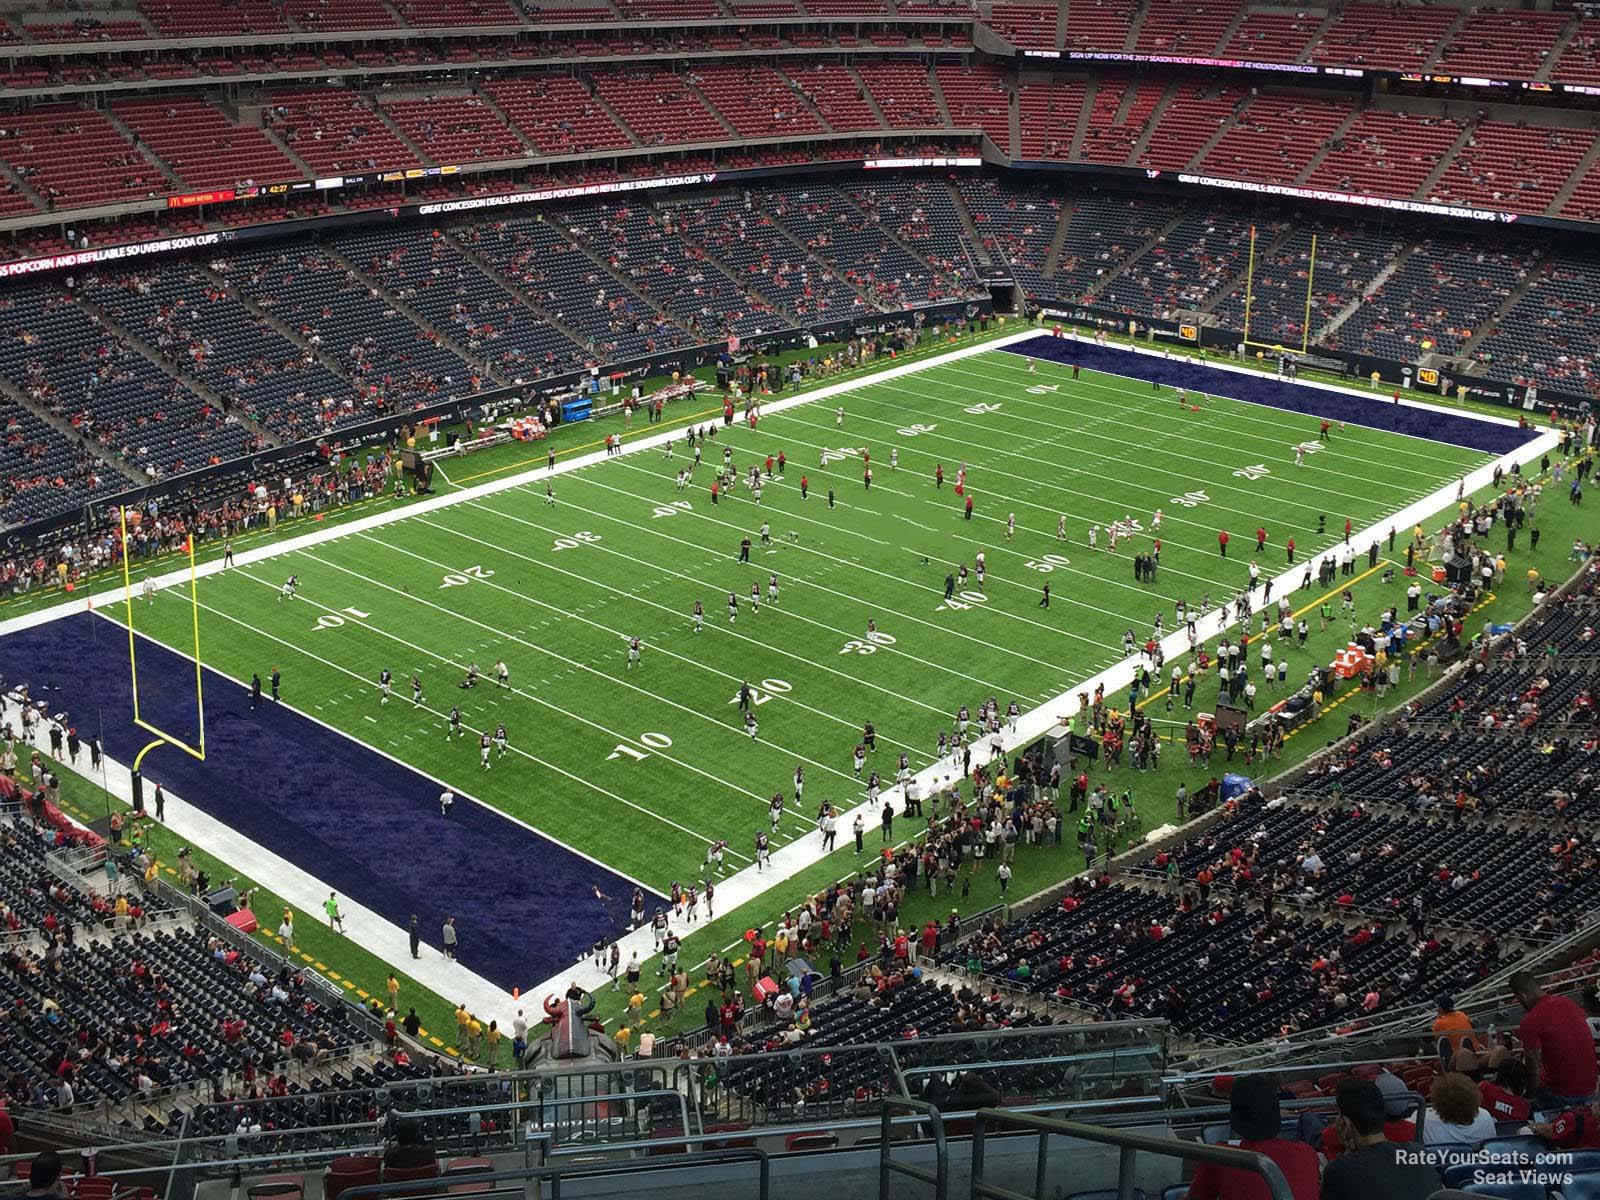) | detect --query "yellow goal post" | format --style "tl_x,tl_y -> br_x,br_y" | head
120,505 -> 206,770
